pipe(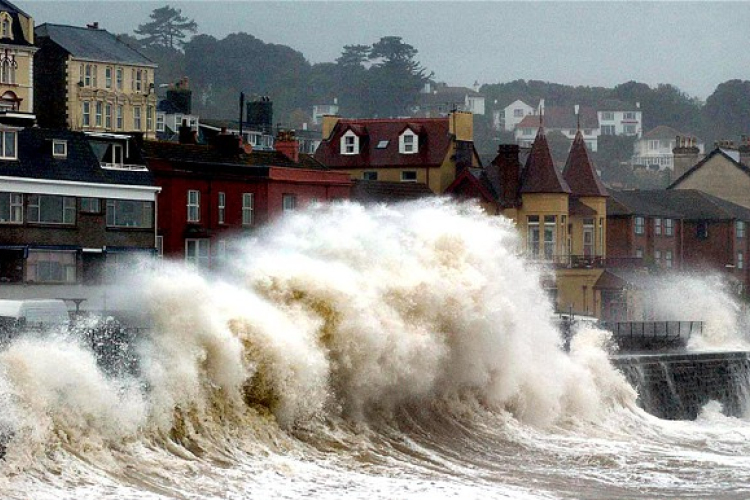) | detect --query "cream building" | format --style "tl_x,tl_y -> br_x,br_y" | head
34,23 -> 157,138
0,1 -> 35,115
